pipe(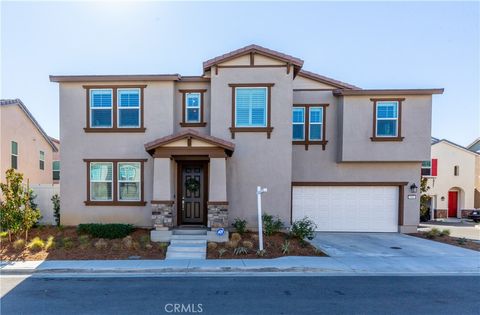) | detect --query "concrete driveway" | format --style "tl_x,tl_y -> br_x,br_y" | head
311,232 -> 478,258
